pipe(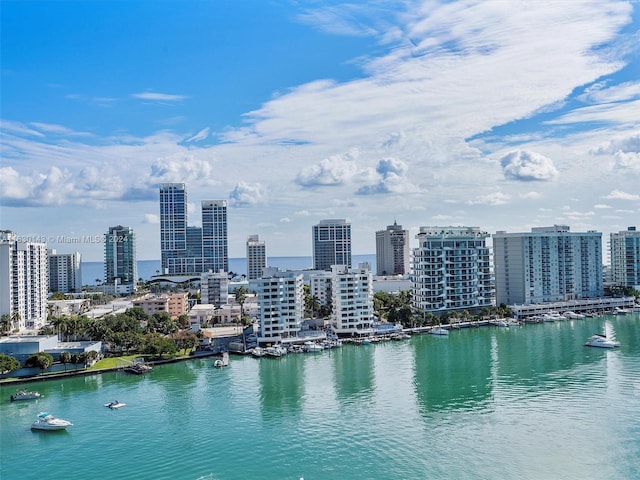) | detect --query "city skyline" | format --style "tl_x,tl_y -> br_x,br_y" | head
1,1 -> 639,261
